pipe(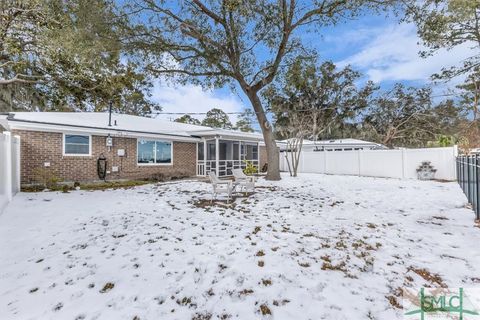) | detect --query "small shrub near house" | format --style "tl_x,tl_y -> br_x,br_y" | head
149,170 -> 191,182
243,160 -> 258,176
24,168 -> 192,192
32,167 -> 62,190
169,169 -> 191,180
150,173 -> 166,182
